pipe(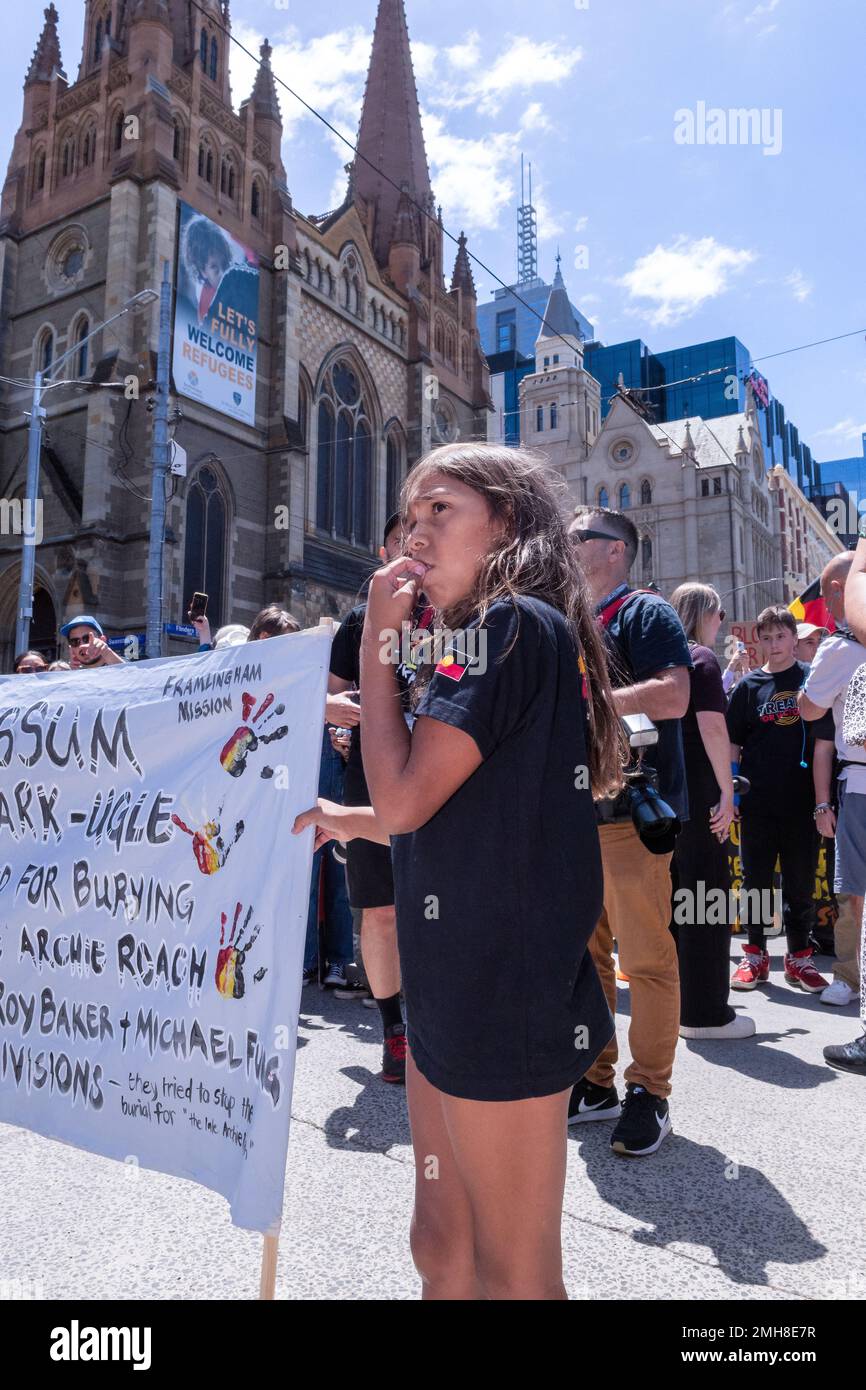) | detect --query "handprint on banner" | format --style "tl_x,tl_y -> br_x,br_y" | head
220,691 -> 288,778
215,901 -> 267,999
171,809 -> 245,875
